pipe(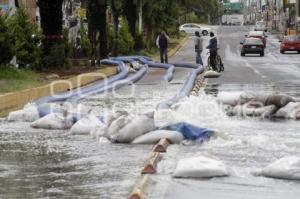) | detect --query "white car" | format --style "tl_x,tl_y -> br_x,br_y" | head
179,23 -> 211,36
254,21 -> 267,32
